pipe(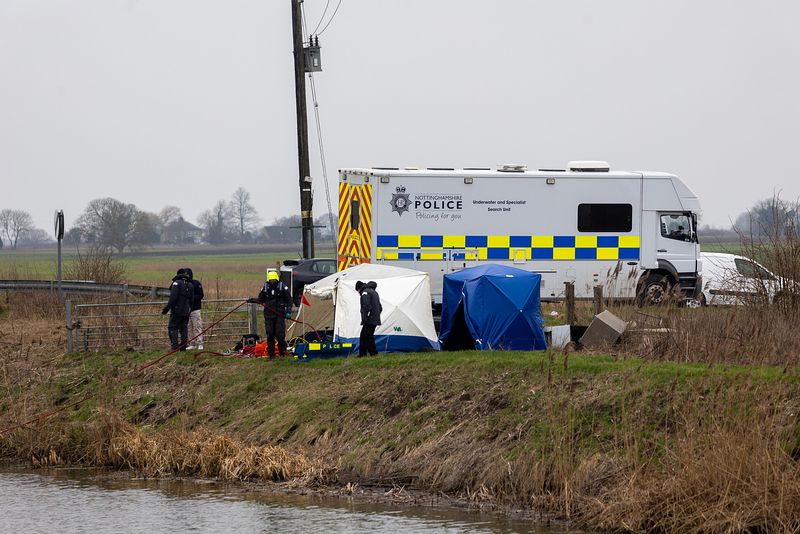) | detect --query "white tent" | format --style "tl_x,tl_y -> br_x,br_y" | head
288,264 -> 439,353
